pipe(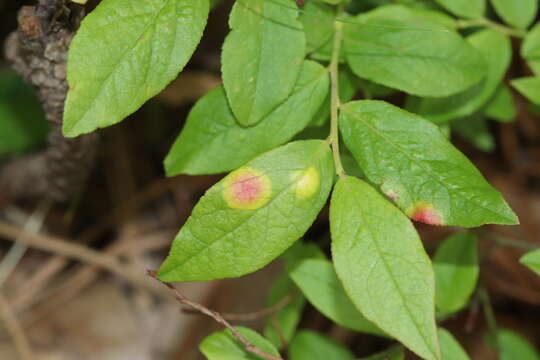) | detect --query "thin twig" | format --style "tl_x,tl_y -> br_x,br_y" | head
182,294 -> 293,321
0,294 -> 34,360
147,270 -> 284,360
